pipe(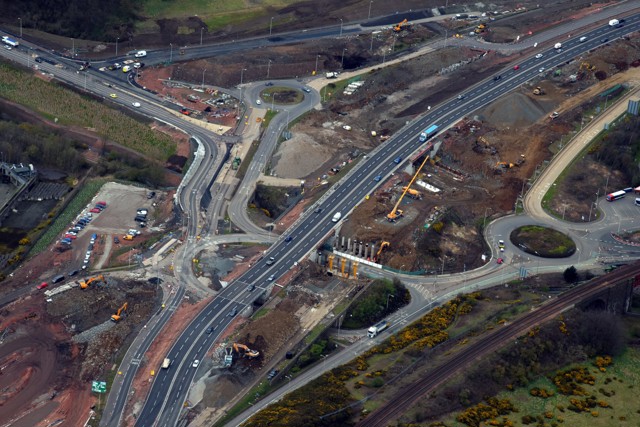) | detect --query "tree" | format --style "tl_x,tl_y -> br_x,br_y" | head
563,266 -> 579,283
